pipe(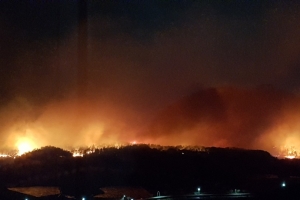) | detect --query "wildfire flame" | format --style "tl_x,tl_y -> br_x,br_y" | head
278,145 -> 298,159
285,155 -> 296,159
72,151 -> 83,157
16,139 -> 37,156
